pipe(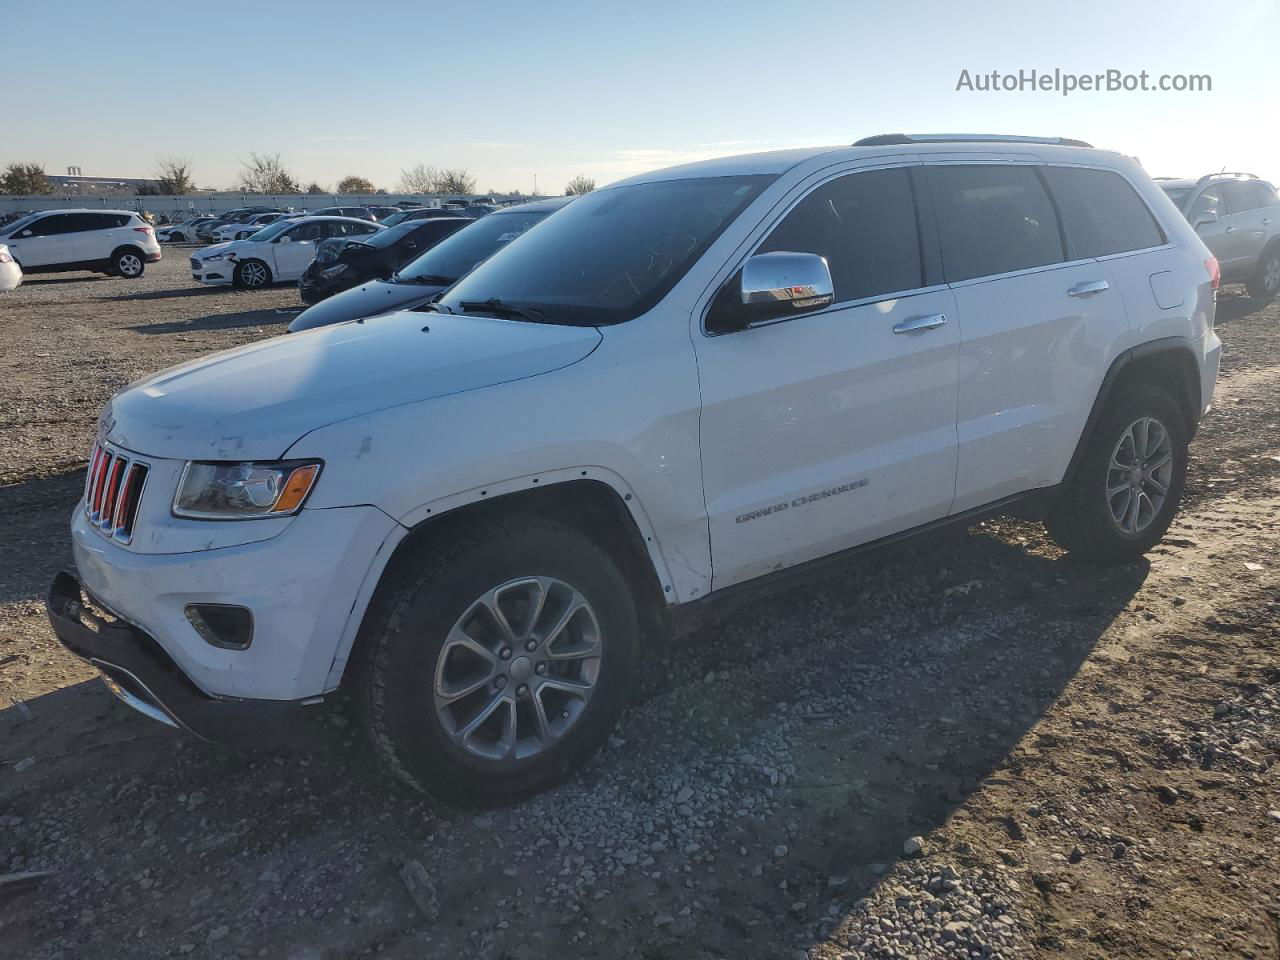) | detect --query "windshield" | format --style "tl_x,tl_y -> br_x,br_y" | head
245,219 -> 296,242
396,209 -> 554,284
439,175 -> 774,325
1160,186 -> 1193,209
362,220 -> 434,248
